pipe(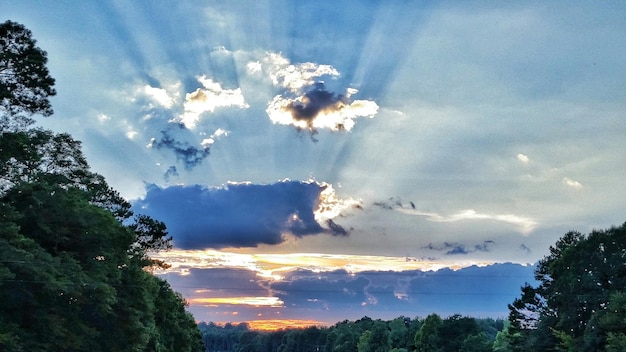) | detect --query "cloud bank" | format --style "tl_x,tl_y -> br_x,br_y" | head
133,180 -> 359,249
161,262 -> 537,323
